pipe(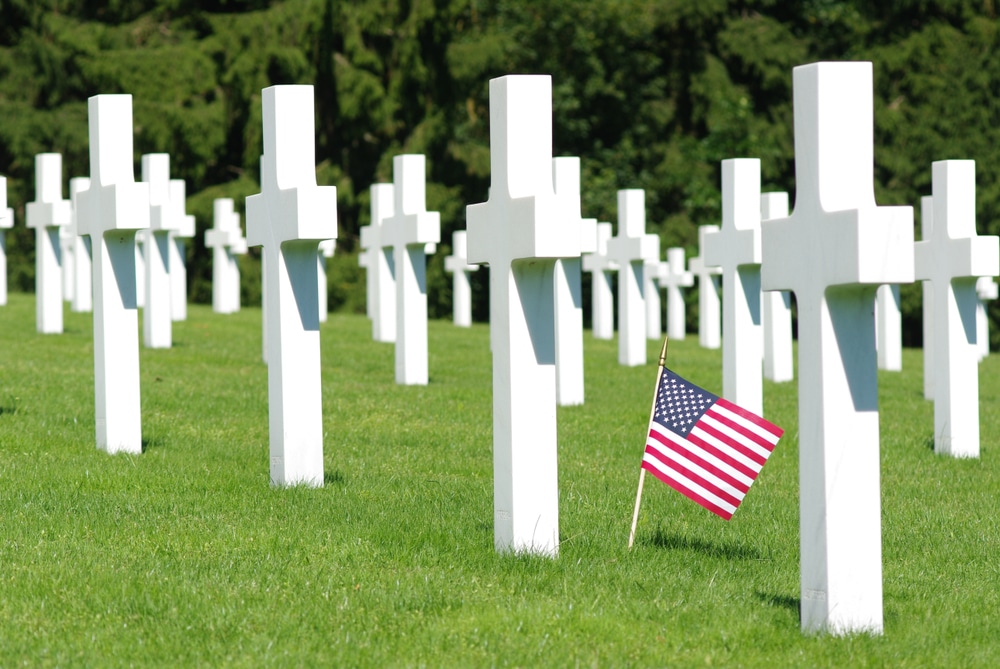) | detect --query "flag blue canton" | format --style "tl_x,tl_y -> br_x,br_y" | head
653,368 -> 719,437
